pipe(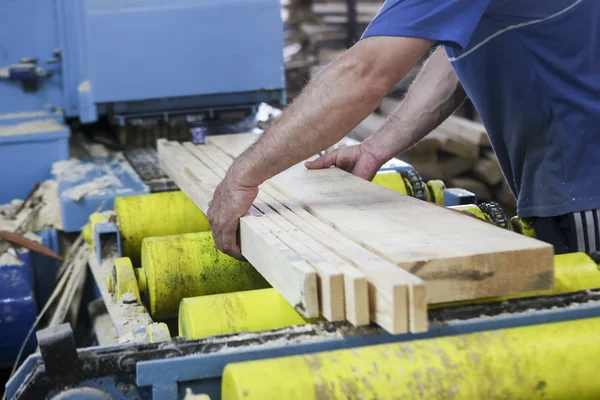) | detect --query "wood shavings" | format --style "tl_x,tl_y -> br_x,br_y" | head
0,119 -> 66,136
61,175 -> 124,201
